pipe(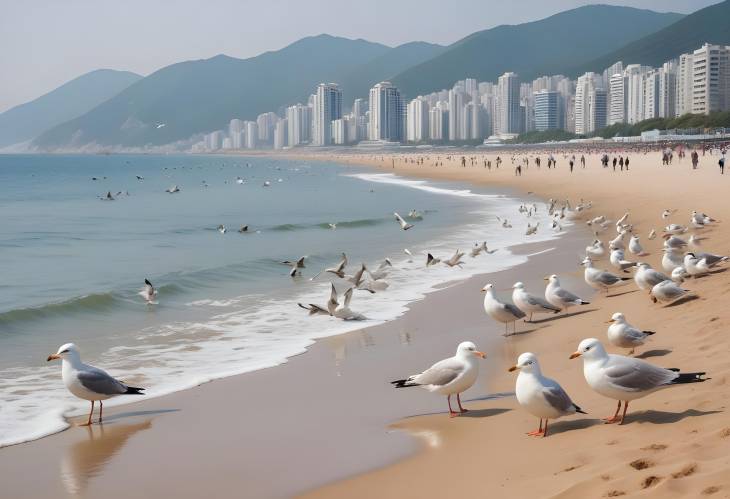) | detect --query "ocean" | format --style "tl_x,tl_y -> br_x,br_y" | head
0,153 -> 561,447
